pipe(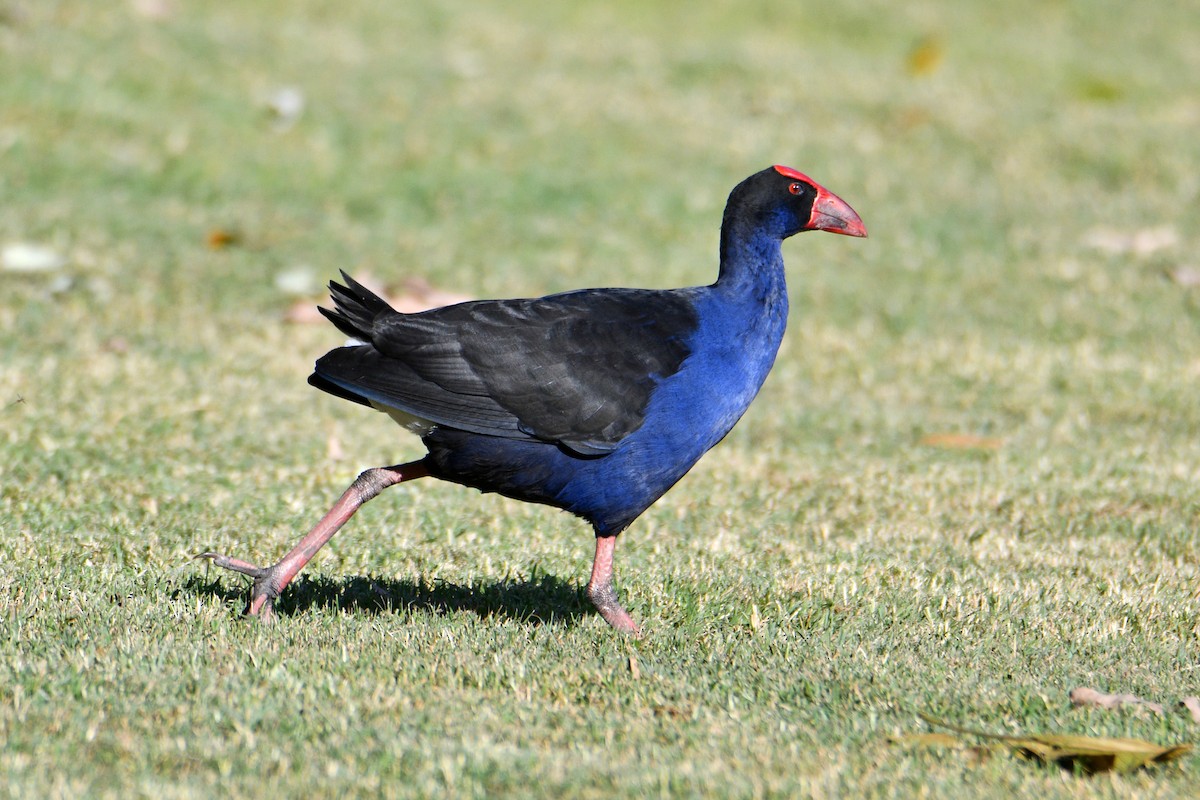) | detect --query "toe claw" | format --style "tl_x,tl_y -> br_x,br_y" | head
586,580 -> 641,635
